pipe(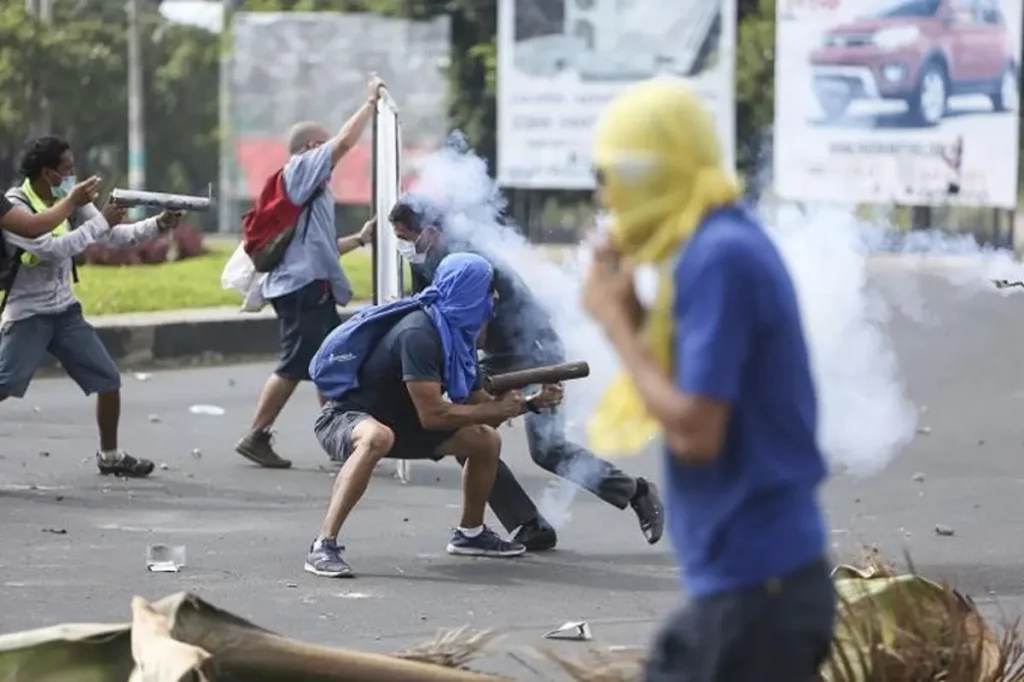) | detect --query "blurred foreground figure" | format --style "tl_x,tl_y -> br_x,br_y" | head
390,195 -> 664,551
305,254 -> 558,577
581,78 -> 836,682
